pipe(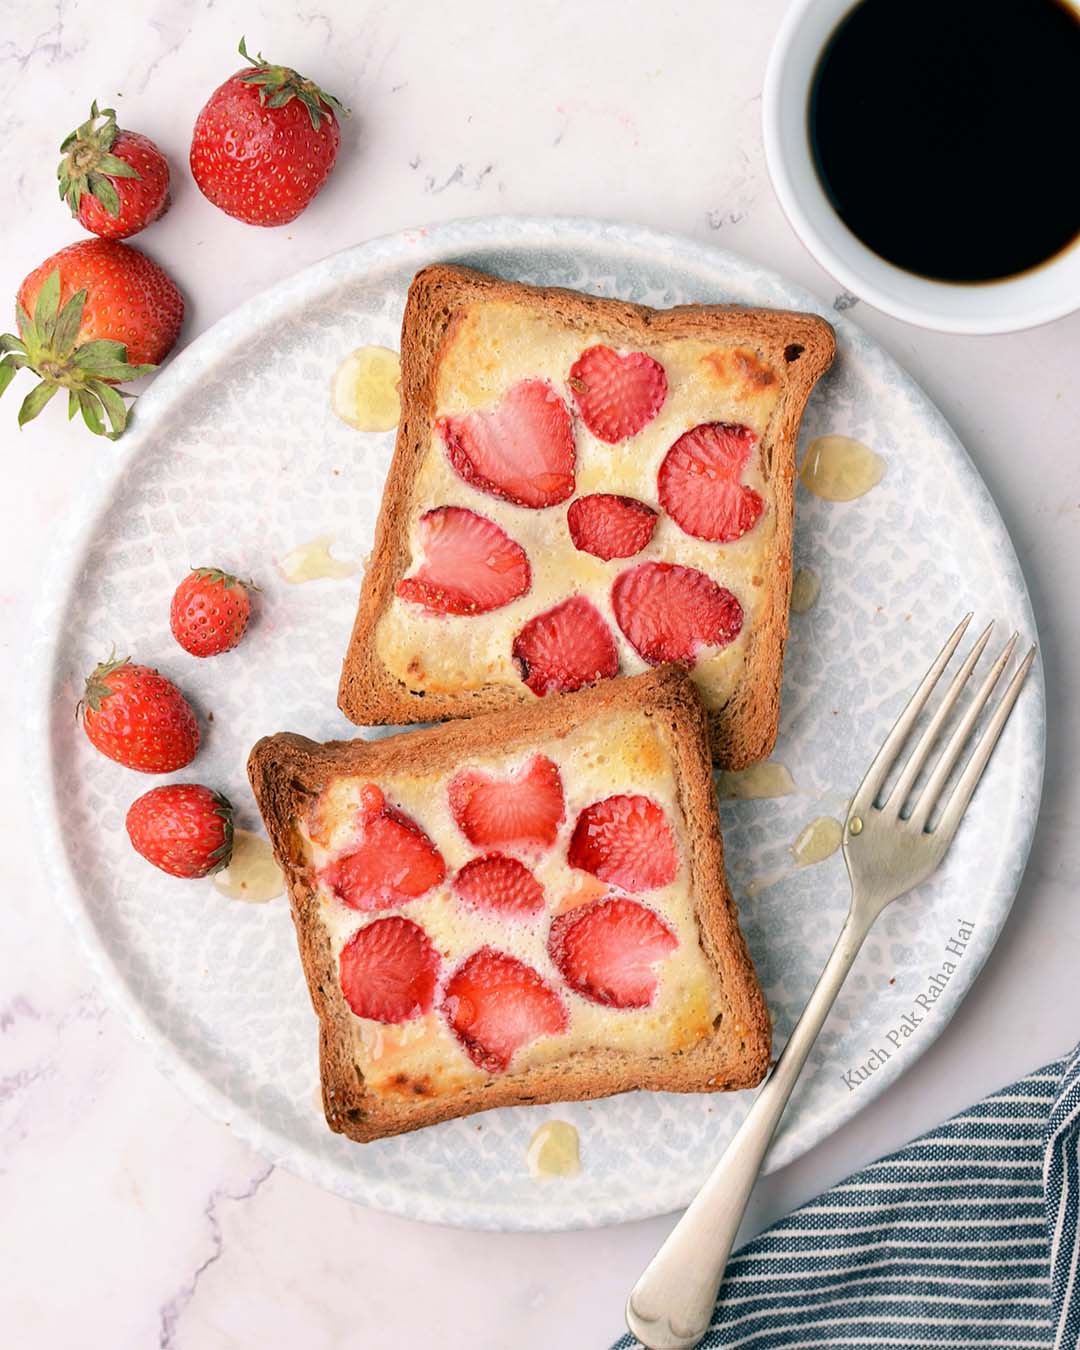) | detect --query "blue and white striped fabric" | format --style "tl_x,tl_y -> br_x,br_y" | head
614,1043 -> 1080,1349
